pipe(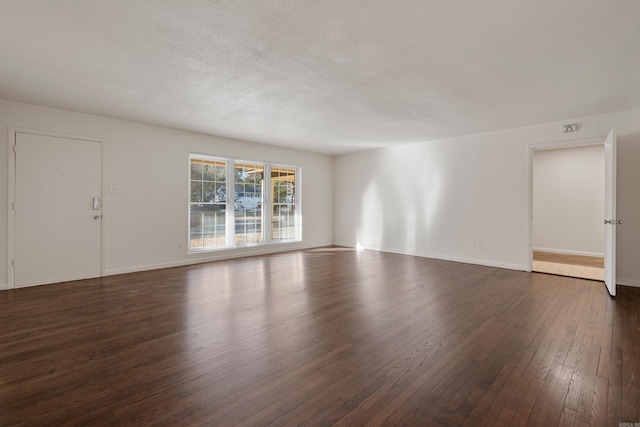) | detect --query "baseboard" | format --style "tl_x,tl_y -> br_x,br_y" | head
104,242 -> 318,276
533,247 -> 604,258
618,277 -> 640,288
106,259 -> 206,276
412,250 -> 526,271
332,240 -> 357,249
334,243 -> 527,272
0,282 -> 7,291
